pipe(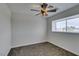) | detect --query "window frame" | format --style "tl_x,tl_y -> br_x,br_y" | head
55,19 -> 66,32
52,14 -> 79,33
